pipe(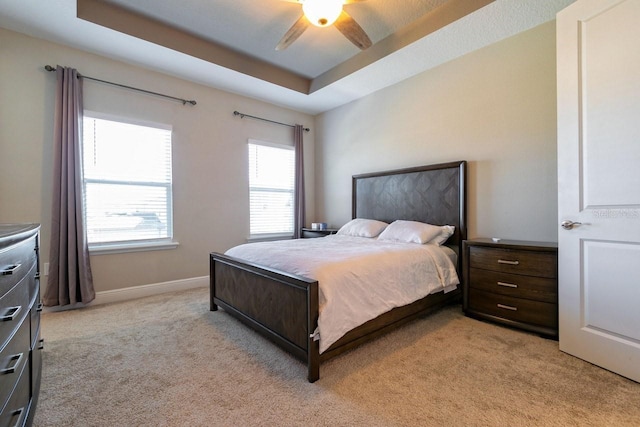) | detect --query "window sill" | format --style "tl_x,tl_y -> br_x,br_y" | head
89,240 -> 180,255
